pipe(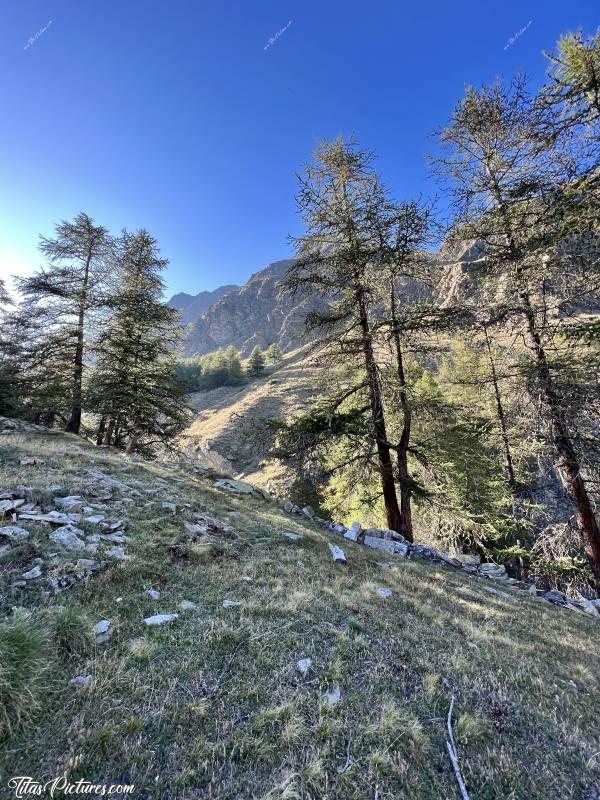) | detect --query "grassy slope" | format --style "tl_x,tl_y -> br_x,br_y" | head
0,430 -> 599,800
